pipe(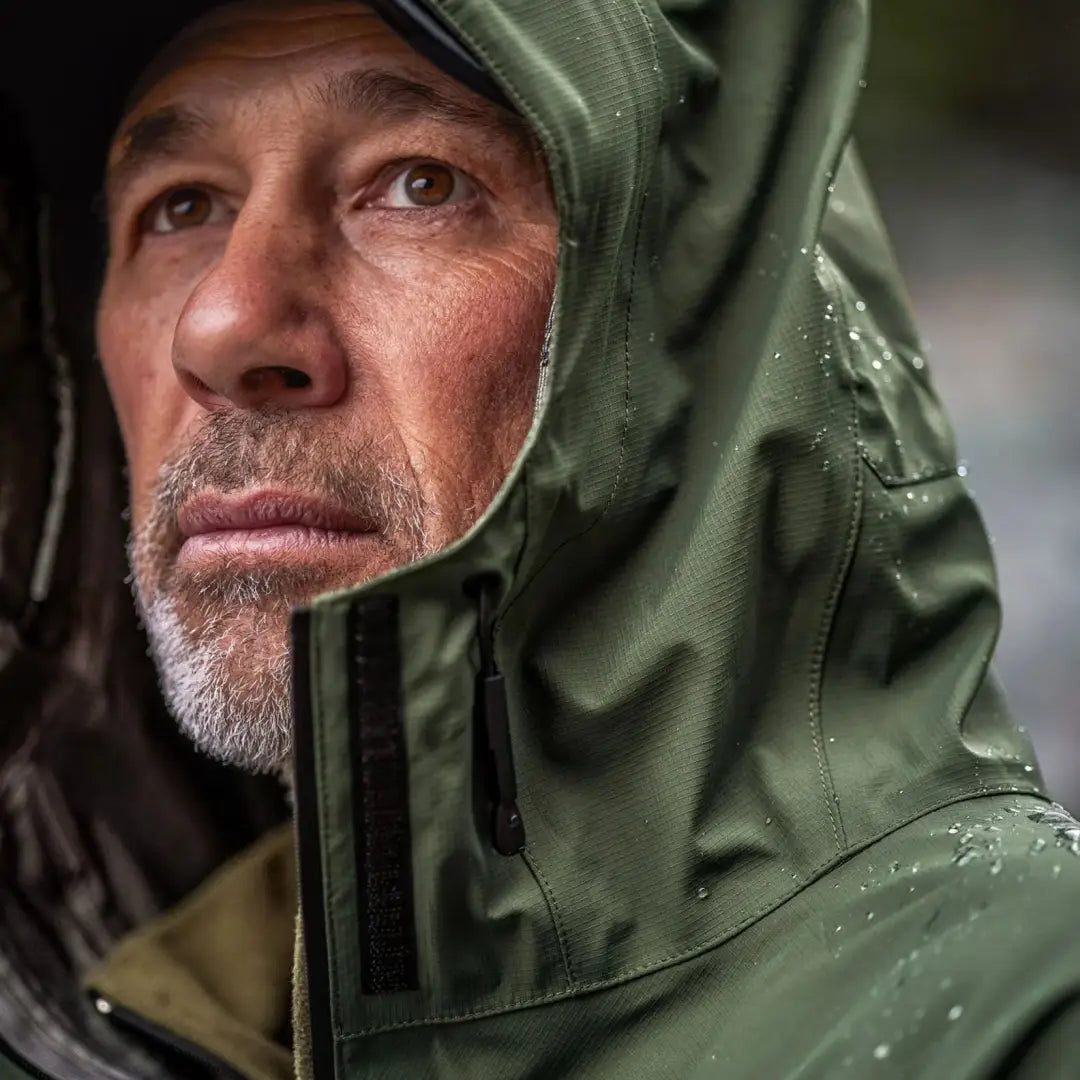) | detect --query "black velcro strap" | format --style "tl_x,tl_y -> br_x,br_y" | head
348,596 -> 419,995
